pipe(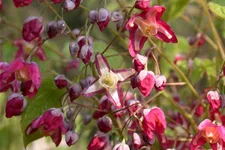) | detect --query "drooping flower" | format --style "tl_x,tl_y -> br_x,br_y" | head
190,119 -> 225,150
5,93 -> 27,118
87,131 -> 111,150
113,141 -> 130,150
0,59 -> 41,98
135,0 -> 150,10
13,39 -> 46,61
13,0 -> 33,8
207,90 -> 221,112
132,54 -> 148,72
65,130 -> 79,146
126,6 -> 177,57
97,115 -> 113,133
54,74 -> 68,89
142,107 -> 167,145
26,108 -> 67,146
82,54 -> 135,108
154,75 -> 166,91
